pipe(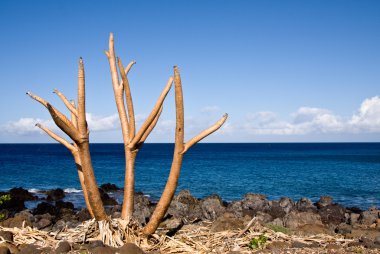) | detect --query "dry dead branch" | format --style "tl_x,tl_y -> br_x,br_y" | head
28,34 -> 228,245
27,59 -> 107,221
105,33 -> 173,221
142,66 -> 228,236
